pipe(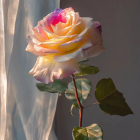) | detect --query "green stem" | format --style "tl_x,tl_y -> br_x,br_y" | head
72,74 -> 83,127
